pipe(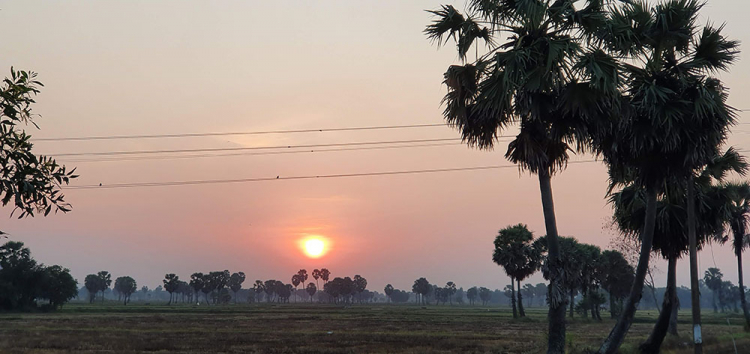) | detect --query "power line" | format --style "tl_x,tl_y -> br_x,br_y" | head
35,123 -> 448,142
65,141 -> 468,163
50,137 -> 467,157
66,160 -> 596,190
